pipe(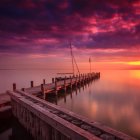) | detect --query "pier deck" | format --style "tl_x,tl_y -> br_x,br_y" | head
21,72 -> 100,96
